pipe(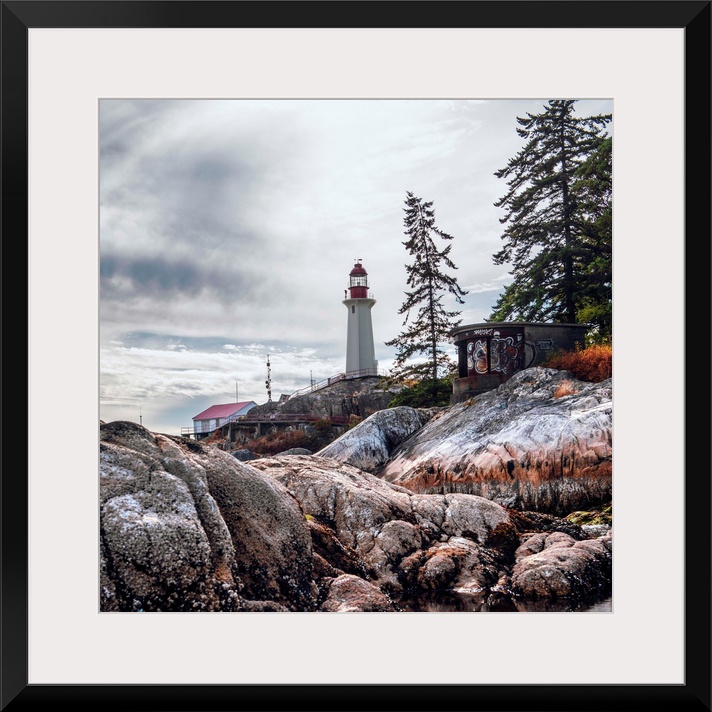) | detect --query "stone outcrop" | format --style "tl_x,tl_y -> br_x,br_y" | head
99,367 -> 613,612
320,574 -> 396,612
231,449 -> 257,461
511,530 -> 612,599
249,454 -> 517,597
248,454 -> 611,609
321,368 -> 612,516
248,376 -> 400,420
317,406 -> 432,471
276,447 -> 313,456
100,421 -> 315,612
